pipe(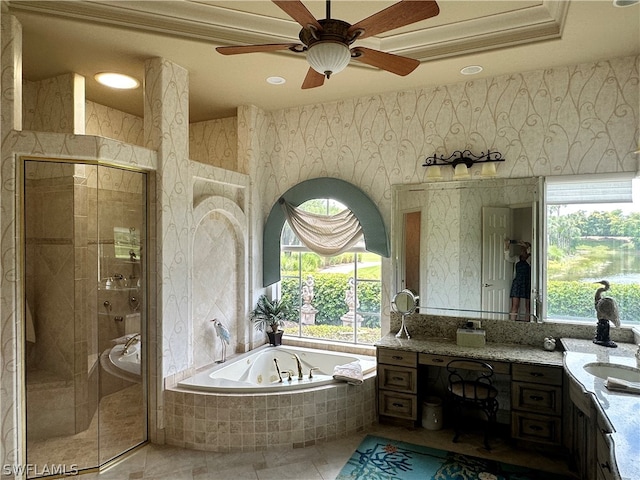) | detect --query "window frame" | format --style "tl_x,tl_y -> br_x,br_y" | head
278,199 -> 382,345
541,173 -> 638,325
